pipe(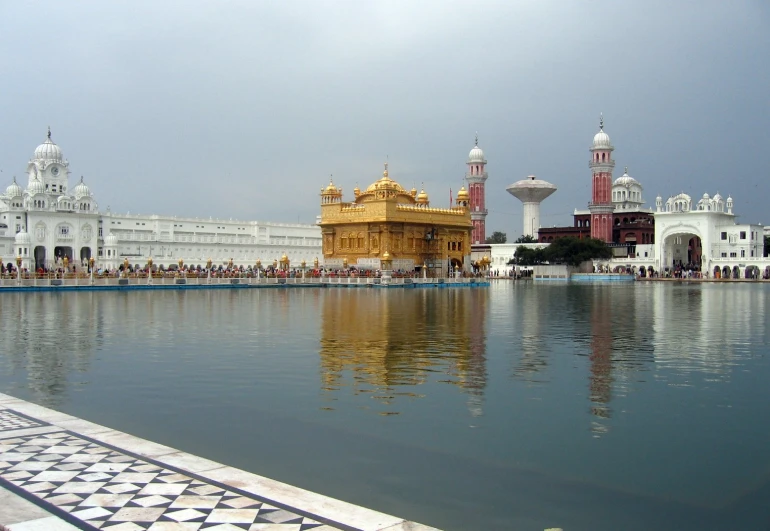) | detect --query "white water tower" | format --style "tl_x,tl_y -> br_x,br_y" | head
506,175 -> 557,238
